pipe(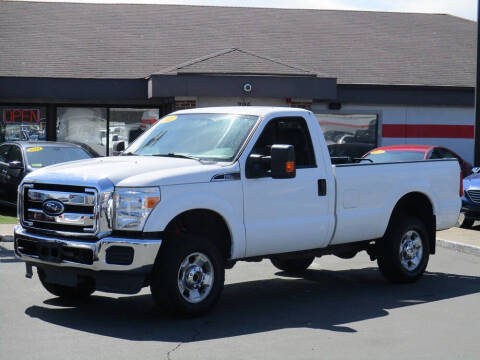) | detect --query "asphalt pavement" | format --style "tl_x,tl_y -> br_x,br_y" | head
1,241 -> 480,360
